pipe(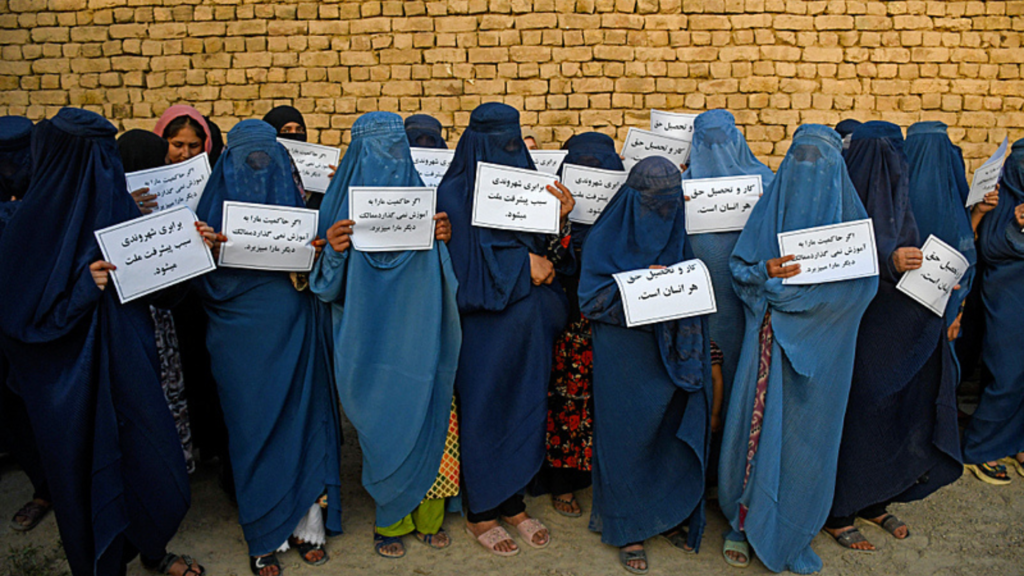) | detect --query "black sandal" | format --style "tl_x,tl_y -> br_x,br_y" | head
619,546 -> 649,575
373,533 -> 406,559
828,527 -> 875,552
9,500 -> 51,532
551,494 -> 583,518
289,536 -> 329,566
250,553 -> 282,576
143,553 -> 206,576
863,513 -> 910,539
